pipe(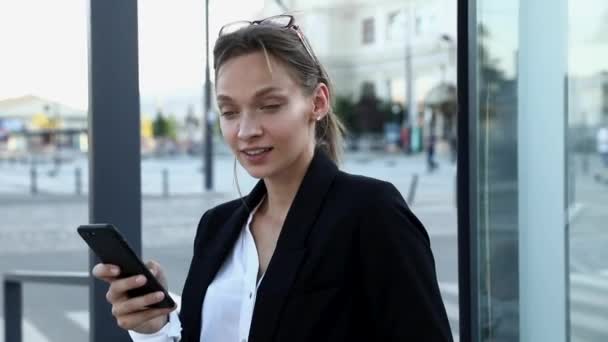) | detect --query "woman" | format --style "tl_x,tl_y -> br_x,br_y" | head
93,15 -> 453,342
